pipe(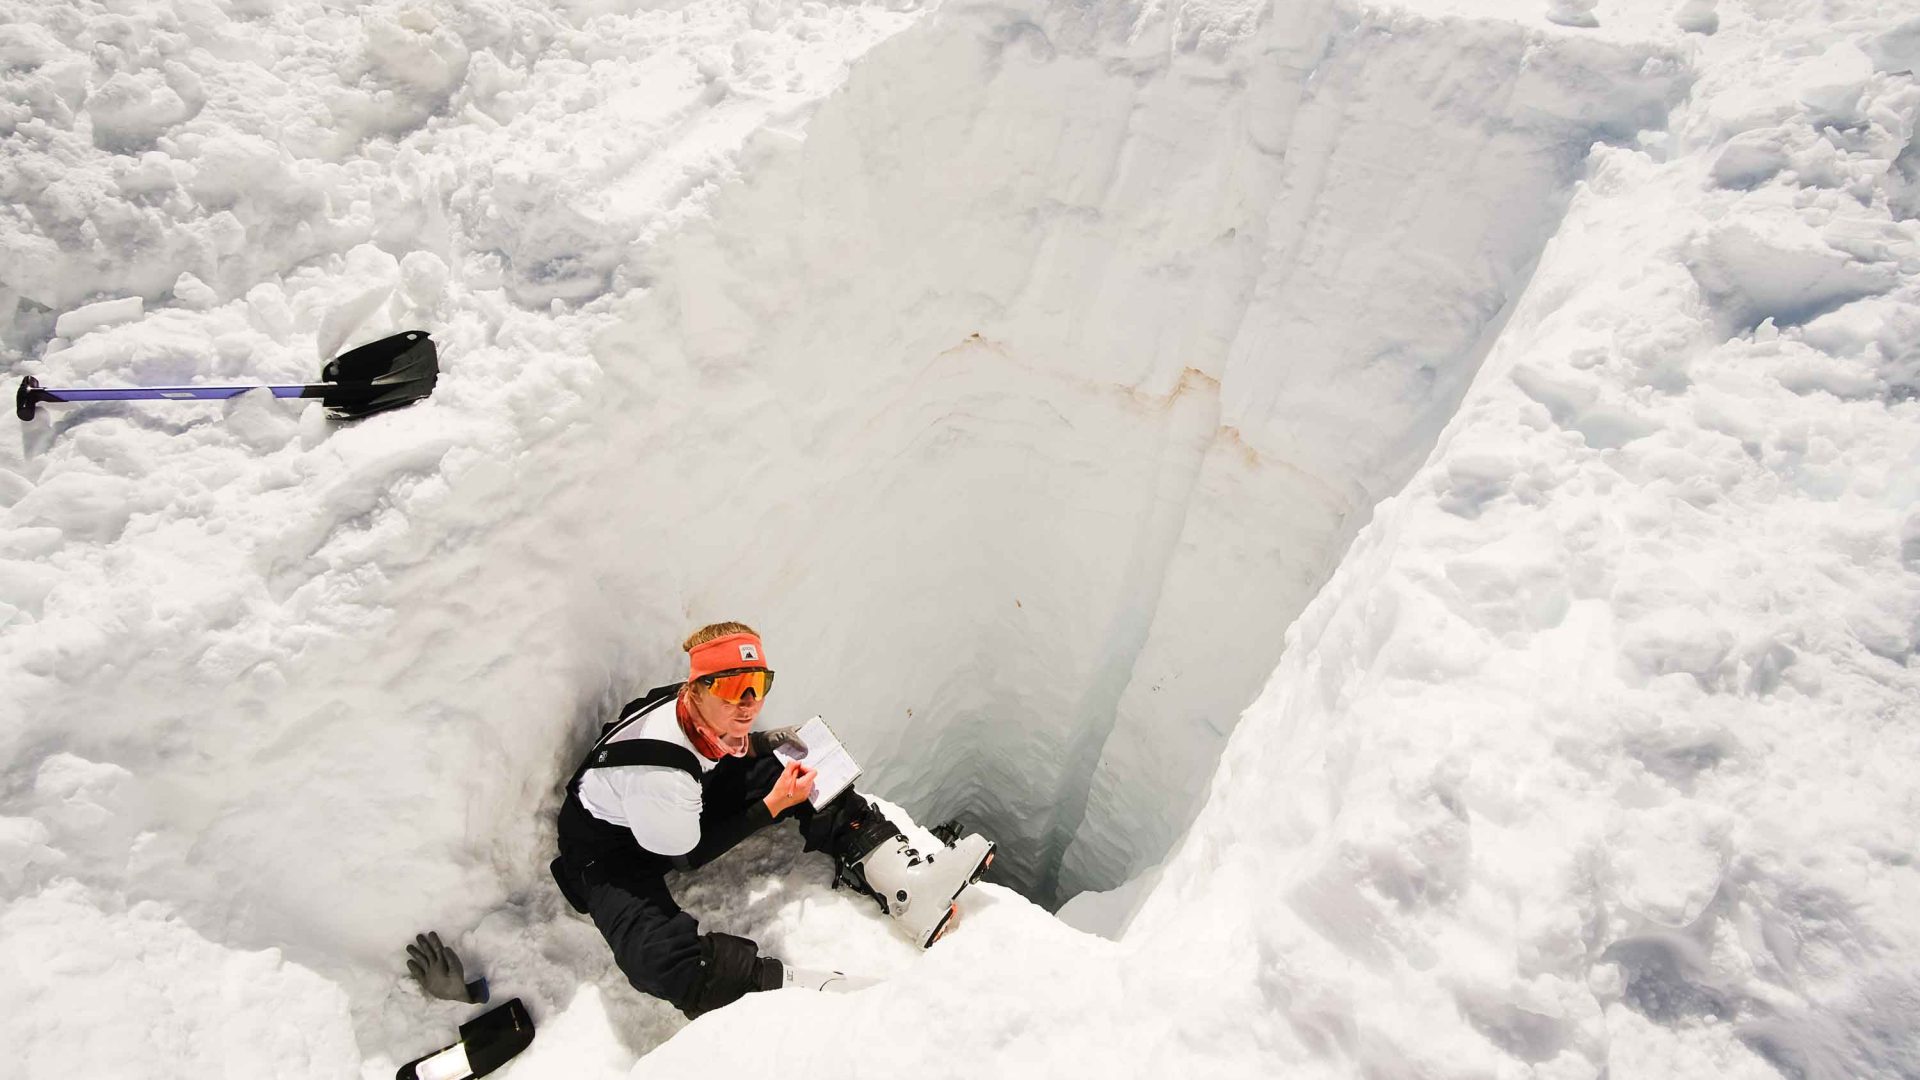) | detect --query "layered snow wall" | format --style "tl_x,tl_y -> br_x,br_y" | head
639,3 -> 1920,1078
592,0 -> 1682,906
